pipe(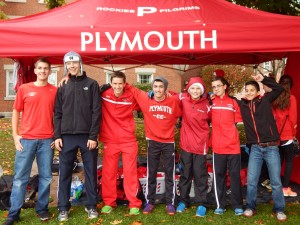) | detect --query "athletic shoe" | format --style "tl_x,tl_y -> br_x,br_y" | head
195,205 -> 206,217
38,211 -> 50,221
58,210 -> 68,222
275,212 -> 287,221
261,179 -> 272,190
176,202 -> 186,213
166,204 -> 176,215
143,204 -> 155,214
85,208 -> 98,219
283,187 -> 297,197
234,208 -> 244,216
214,208 -> 225,215
101,205 -> 113,214
129,207 -> 140,216
243,208 -> 256,217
